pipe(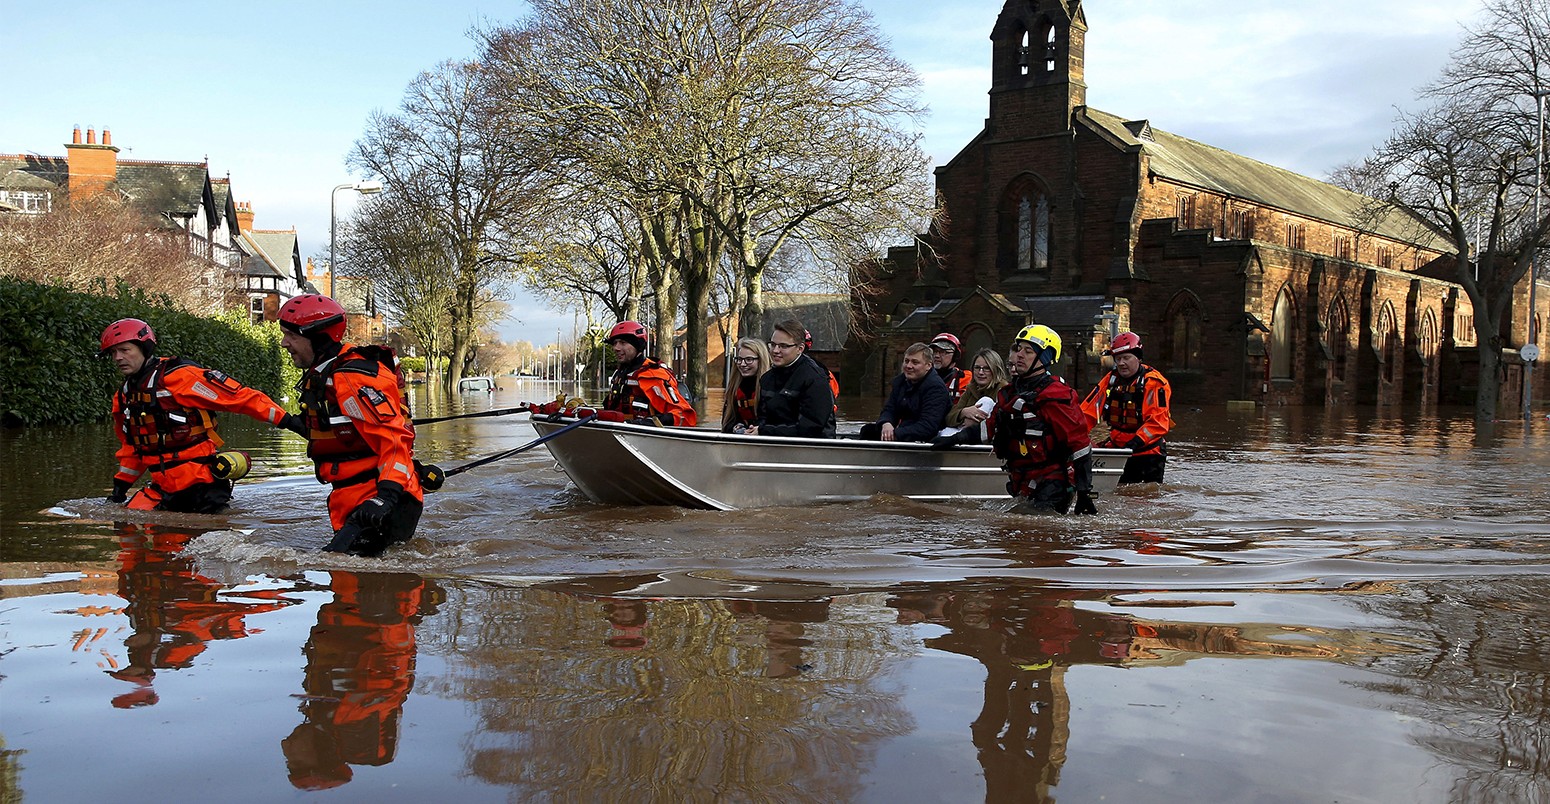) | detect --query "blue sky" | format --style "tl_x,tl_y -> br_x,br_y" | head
2,0 -> 1475,345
